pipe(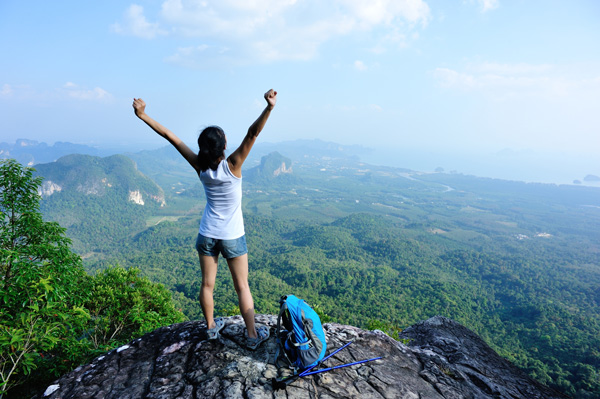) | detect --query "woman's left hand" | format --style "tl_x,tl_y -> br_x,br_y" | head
132,98 -> 147,117
264,89 -> 277,108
